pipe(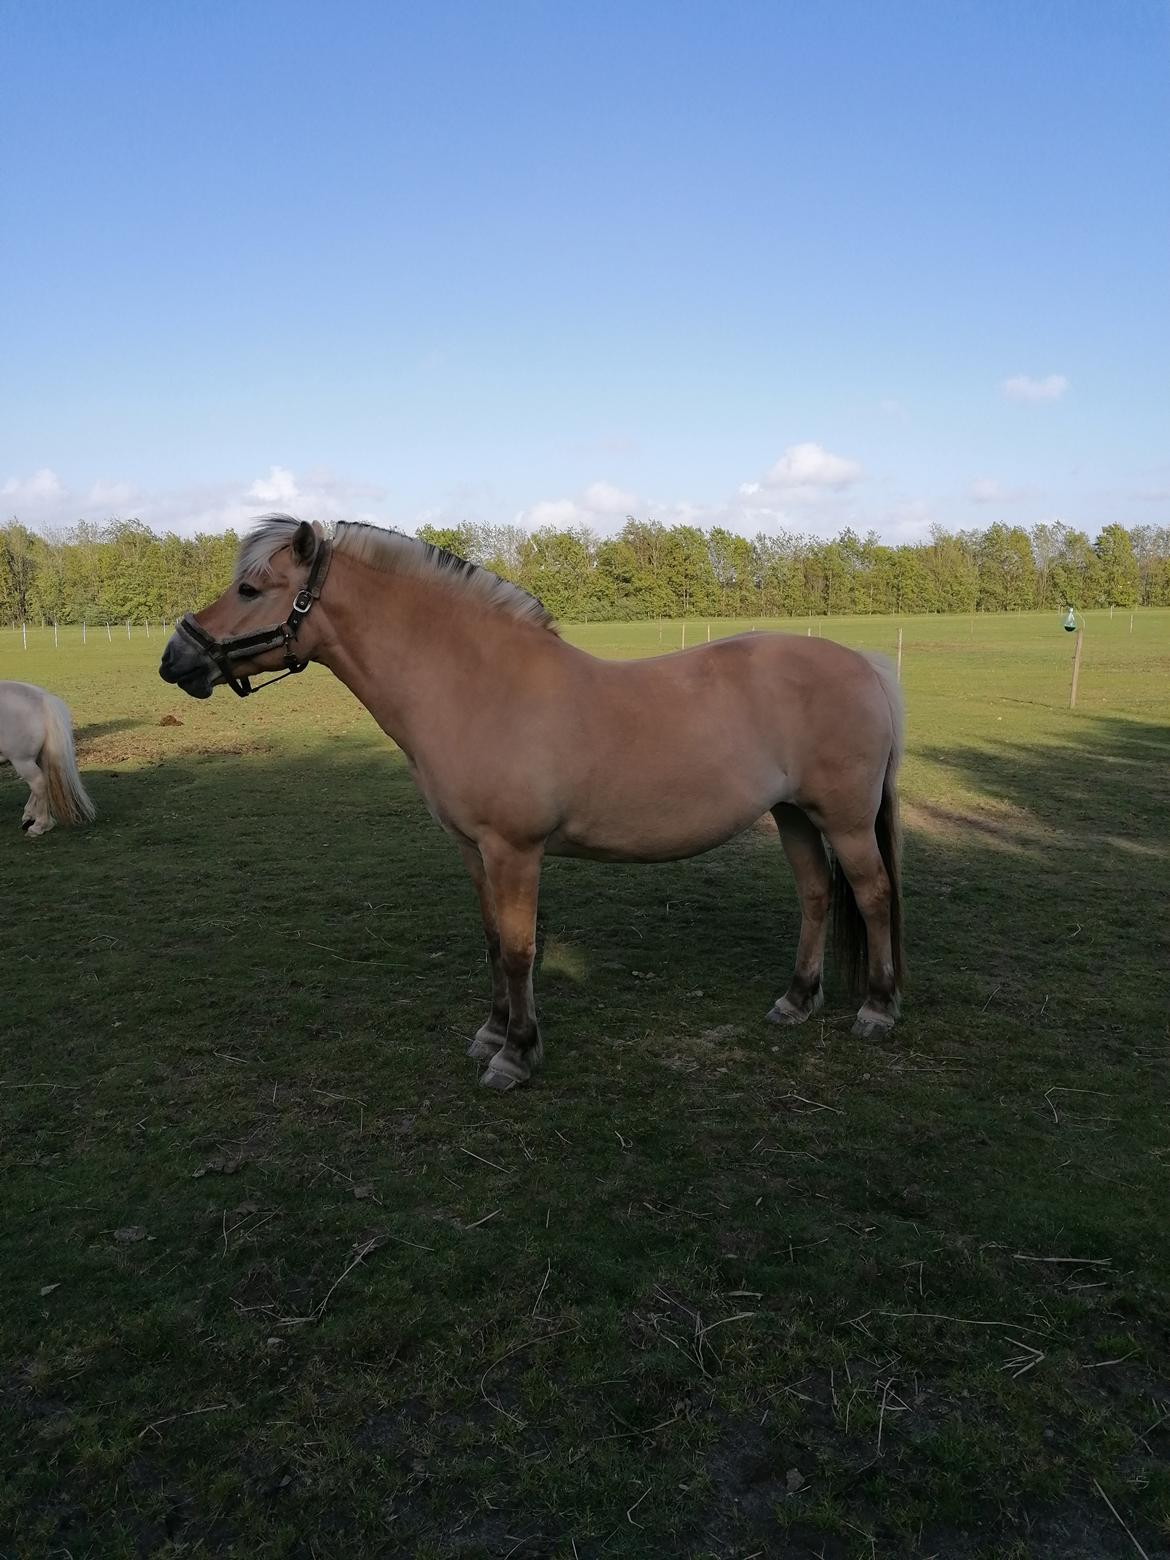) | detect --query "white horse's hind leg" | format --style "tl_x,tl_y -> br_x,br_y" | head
10,755 -> 54,836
